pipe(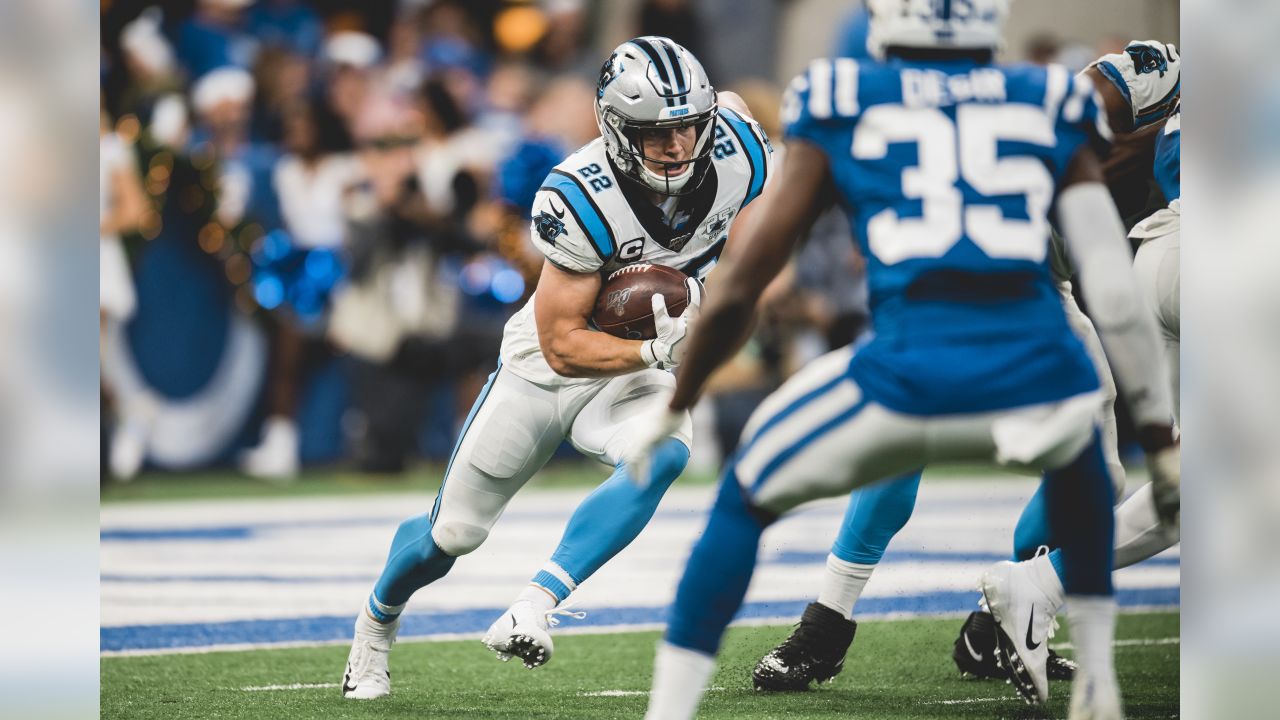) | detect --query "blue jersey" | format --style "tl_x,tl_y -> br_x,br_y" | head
1154,109 -> 1180,202
782,57 -> 1109,415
